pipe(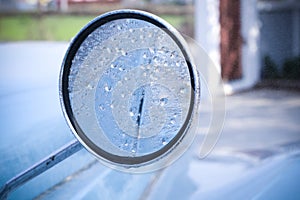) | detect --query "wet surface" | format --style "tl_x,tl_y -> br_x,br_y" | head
1,42 -> 300,199
65,17 -> 194,162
